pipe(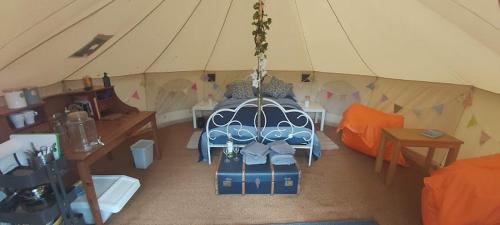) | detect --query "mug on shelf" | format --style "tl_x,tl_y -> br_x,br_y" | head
23,110 -> 38,125
9,113 -> 25,129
